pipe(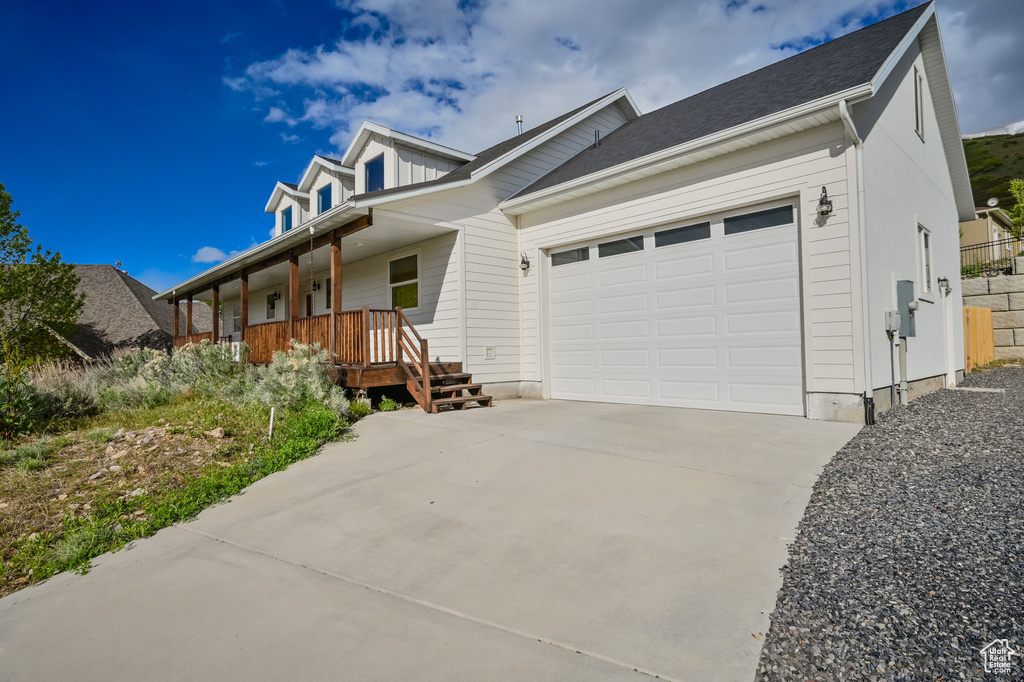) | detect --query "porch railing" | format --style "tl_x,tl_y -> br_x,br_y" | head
961,236 -> 1024,278
208,307 -> 411,367
173,332 -> 213,348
